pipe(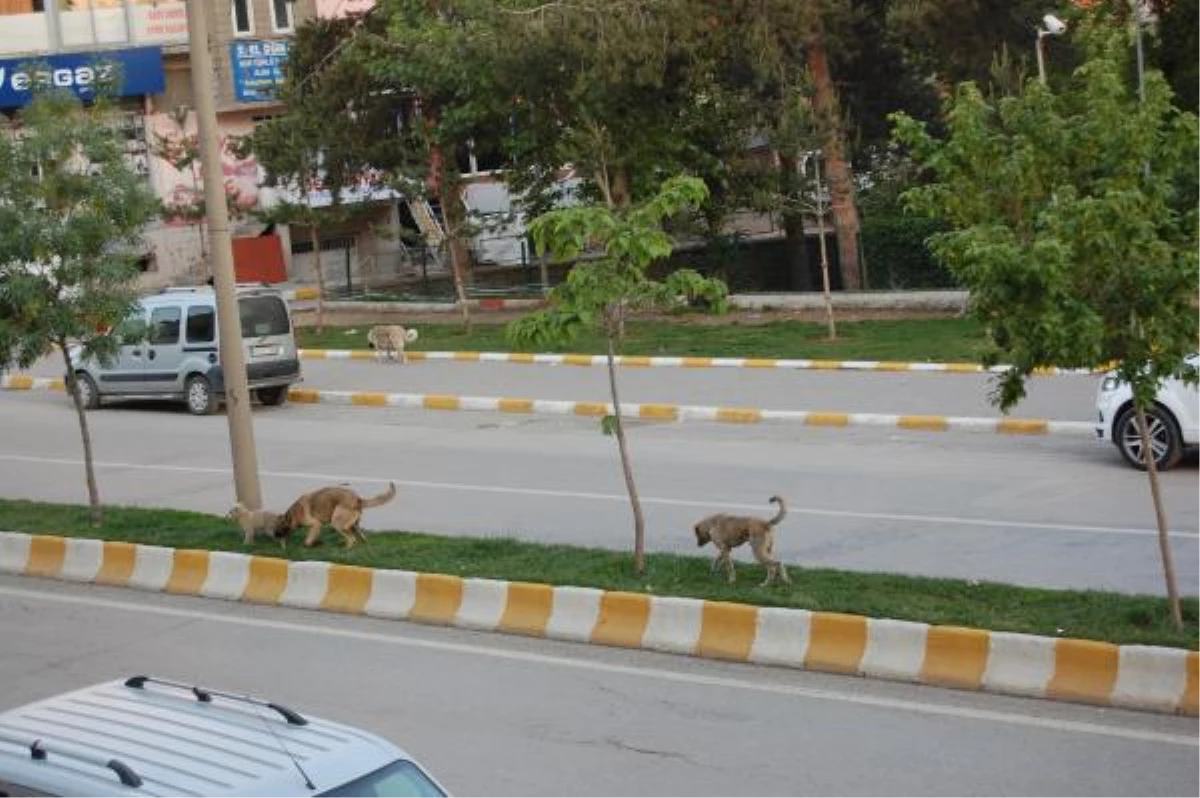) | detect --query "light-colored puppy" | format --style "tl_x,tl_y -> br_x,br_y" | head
275,482 -> 397,549
226,502 -> 285,547
693,496 -> 790,586
367,325 -> 419,363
